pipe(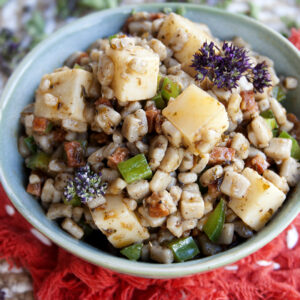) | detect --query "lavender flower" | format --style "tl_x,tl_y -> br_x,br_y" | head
250,62 -> 272,93
64,164 -> 107,204
191,41 -> 271,92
